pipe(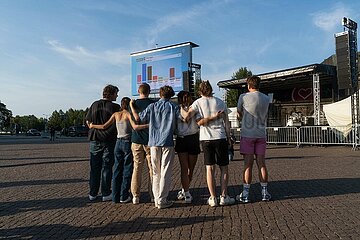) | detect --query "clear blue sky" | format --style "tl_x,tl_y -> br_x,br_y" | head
0,0 -> 359,117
